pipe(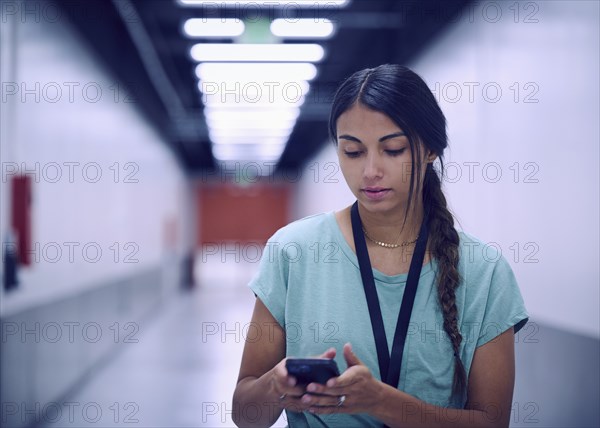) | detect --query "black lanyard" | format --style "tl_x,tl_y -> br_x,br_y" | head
350,200 -> 430,389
